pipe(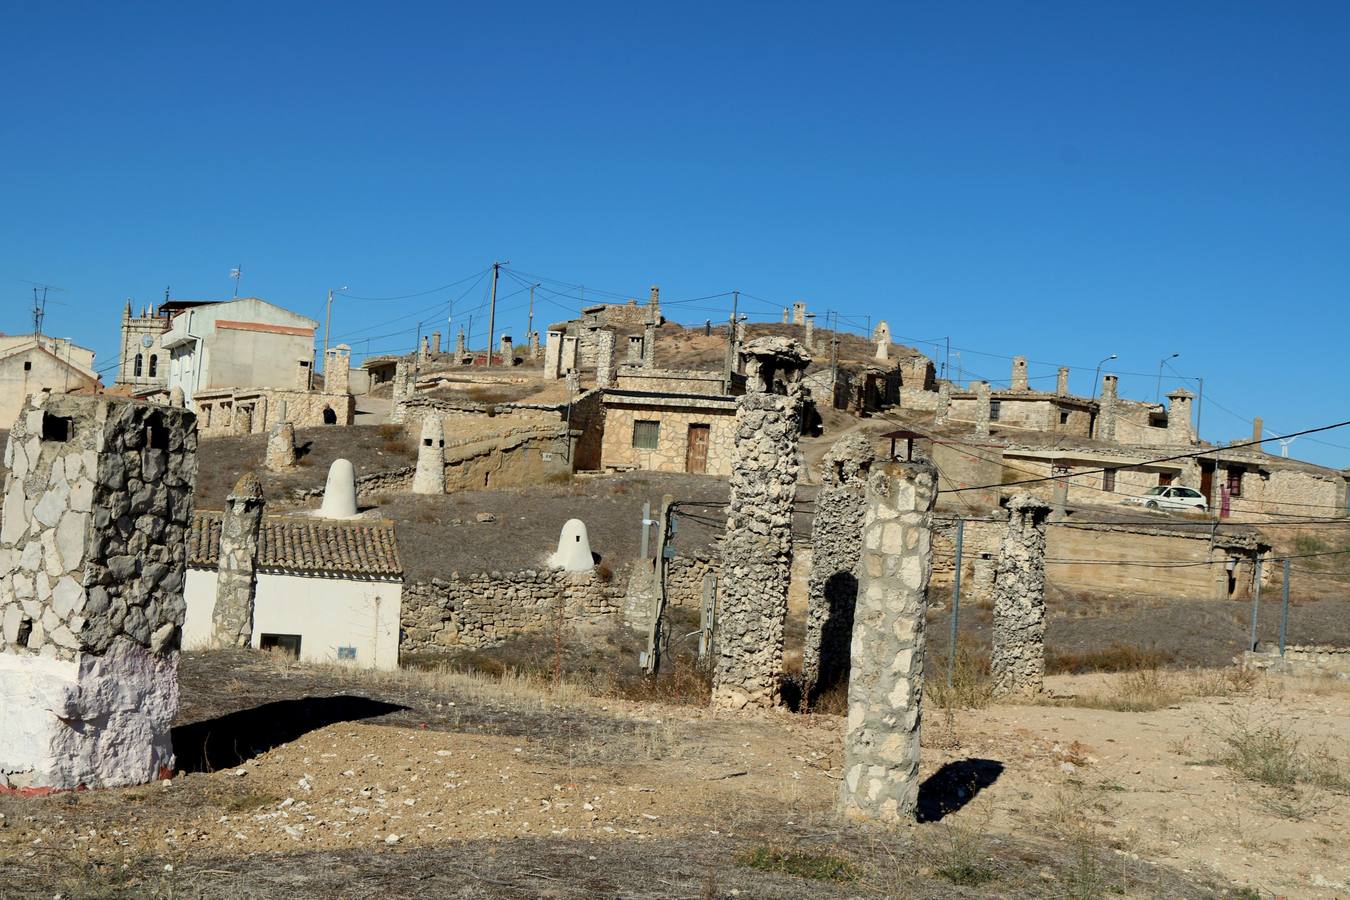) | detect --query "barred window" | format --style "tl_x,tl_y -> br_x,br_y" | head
632,420 -> 660,450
